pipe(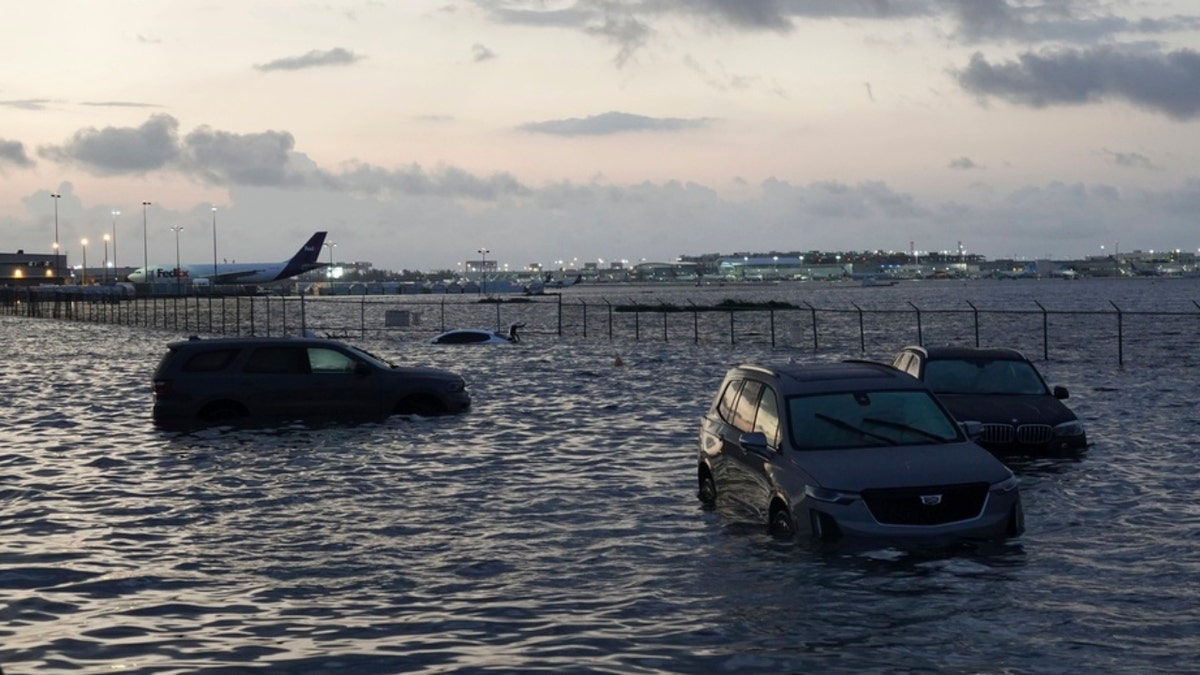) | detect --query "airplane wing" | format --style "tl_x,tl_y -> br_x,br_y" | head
208,269 -> 270,284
